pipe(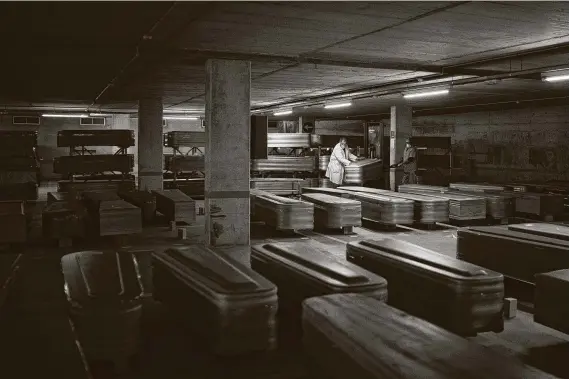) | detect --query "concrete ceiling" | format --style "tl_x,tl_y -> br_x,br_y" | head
1,1 -> 569,119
